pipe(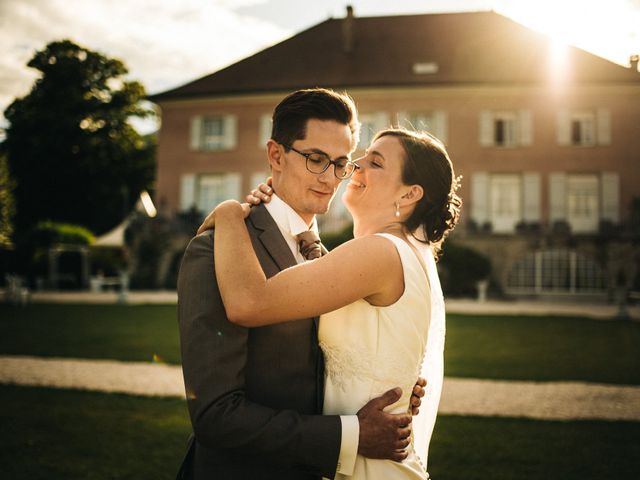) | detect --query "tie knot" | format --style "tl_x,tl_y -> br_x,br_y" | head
296,230 -> 322,260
